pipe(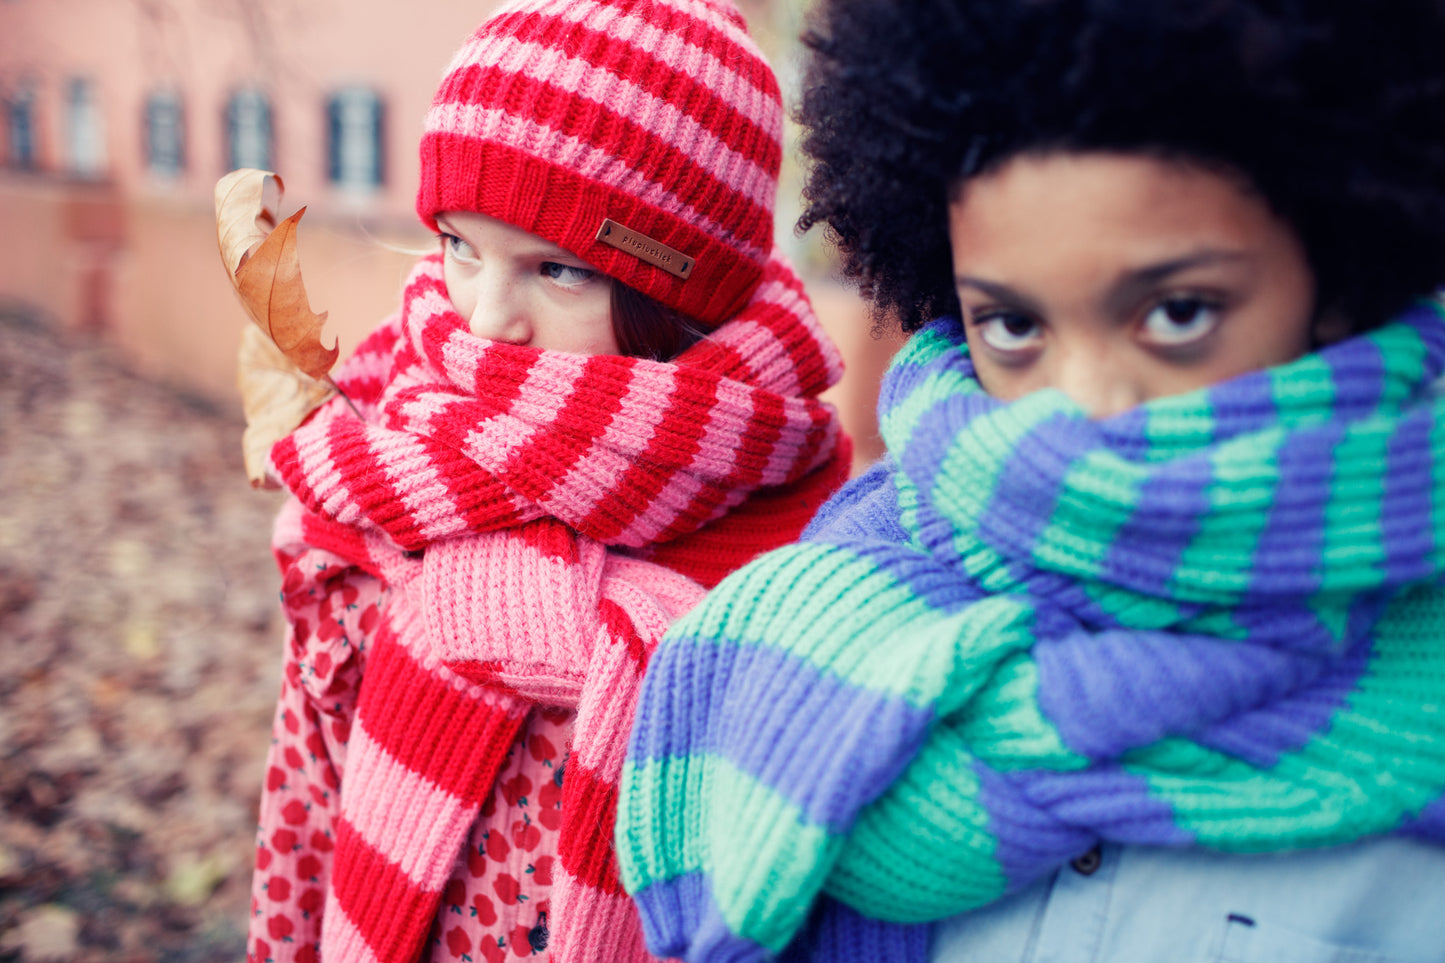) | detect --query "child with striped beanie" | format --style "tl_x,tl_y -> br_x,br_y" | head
244,0 -> 849,960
